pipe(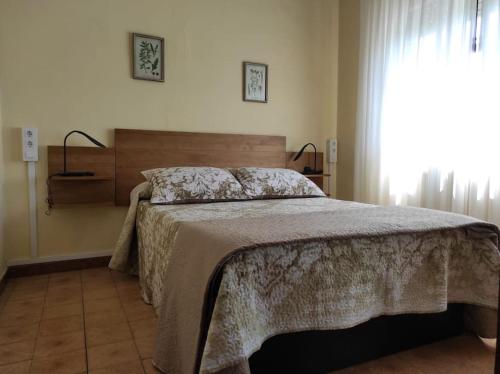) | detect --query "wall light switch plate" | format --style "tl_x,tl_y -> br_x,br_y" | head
326,138 -> 337,163
22,127 -> 39,162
